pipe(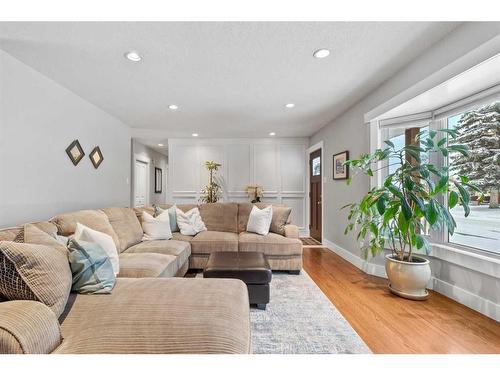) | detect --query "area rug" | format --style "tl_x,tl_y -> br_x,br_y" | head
197,271 -> 371,354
